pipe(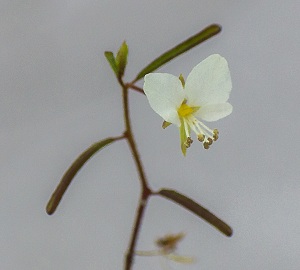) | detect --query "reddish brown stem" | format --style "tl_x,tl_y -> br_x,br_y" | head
121,81 -> 152,270
124,188 -> 151,270
126,83 -> 145,94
